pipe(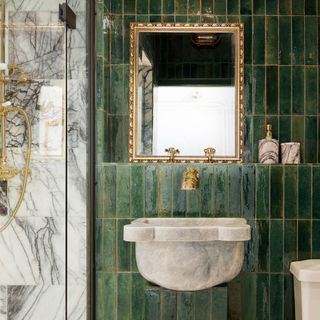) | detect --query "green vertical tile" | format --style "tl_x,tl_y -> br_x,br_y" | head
242,16 -> 252,65
102,219 -> 116,271
279,0 -> 291,14
172,166 -> 186,217
124,16 -> 135,64
227,0 -> 239,15
145,165 -> 158,217
256,274 -> 269,320
104,64 -> 110,113
96,166 -> 105,218
270,220 -> 283,272
201,0 -> 213,14
253,116 -> 265,163
175,0 -> 188,14
279,67 -> 291,115
279,17 -> 292,65
159,165 -> 172,217
284,220 -> 297,272
240,0 -> 252,14
312,220 -> 320,258
104,165 -> 117,217
161,291 -> 177,319
162,15 -> 175,22
292,67 -> 304,115
117,165 -> 130,218
256,165 -> 270,219
150,0 -> 161,14
284,166 -> 298,219
305,0 -> 317,14
214,0 -> 226,14
175,15 -> 188,22
266,66 -> 278,115
306,67 -> 317,115
163,0 -> 174,14
243,115 -> 253,163
124,0 -> 136,13
305,117 -> 317,163
117,219 -> 131,271
257,220 -> 269,272
137,0 -> 148,14
266,16 -> 278,65
243,220 -> 257,272
298,165 -> 312,218
226,15 -> 239,23
132,273 -> 145,320
279,116 -> 291,144
292,0 -> 304,14
292,17 -> 304,65
118,273 -> 132,320
212,286 -> 228,320
298,220 -> 311,260
284,275 -> 295,319
96,111 -> 107,163
244,65 -> 253,114
131,165 -> 145,218
110,65 -> 124,114
253,66 -> 265,115
177,292 -> 194,320
228,165 -> 242,216
96,57 -> 104,104
111,15 -> 123,64
271,166 -> 283,219
242,165 -> 255,220
145,290 -> 160,319
194,289 -> 211,320
313,166 -> 320,219
213,166 -> 228,216
136,15 -> 149,22
305,17 -> 318,65
188,0 -> 200,14
96,219 -> 103,271
253,16 -> 265,65
111,0 -> 122,13
266,0 -> 278,14
253,0 -> 265,14
270,274 -> 283,320
292,117 -> 304,161
199,166 -> 213,216
240,273 -> 256,320
150,15 -> 162,22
